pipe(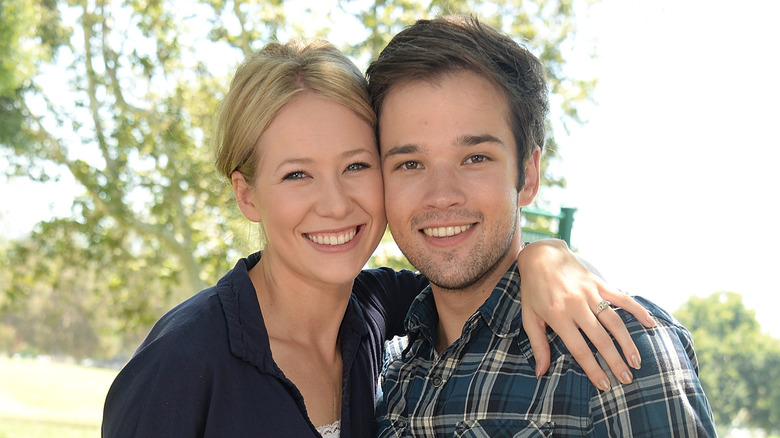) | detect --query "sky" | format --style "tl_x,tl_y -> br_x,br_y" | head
554,0 -> 780,337
1,0 -> 779,336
